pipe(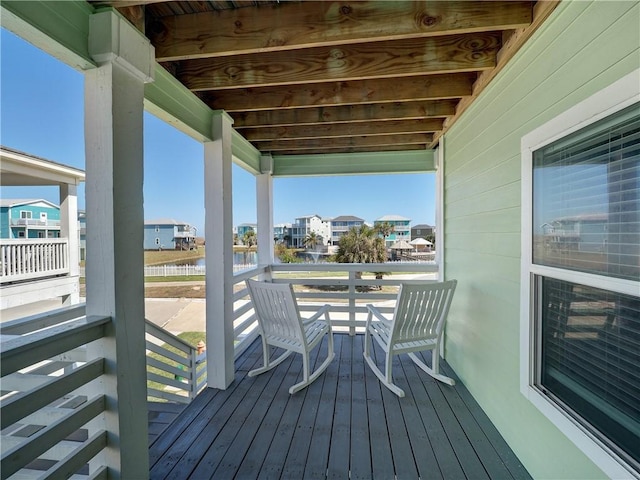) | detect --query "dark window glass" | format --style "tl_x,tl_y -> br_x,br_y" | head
538,277 -> 640,466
